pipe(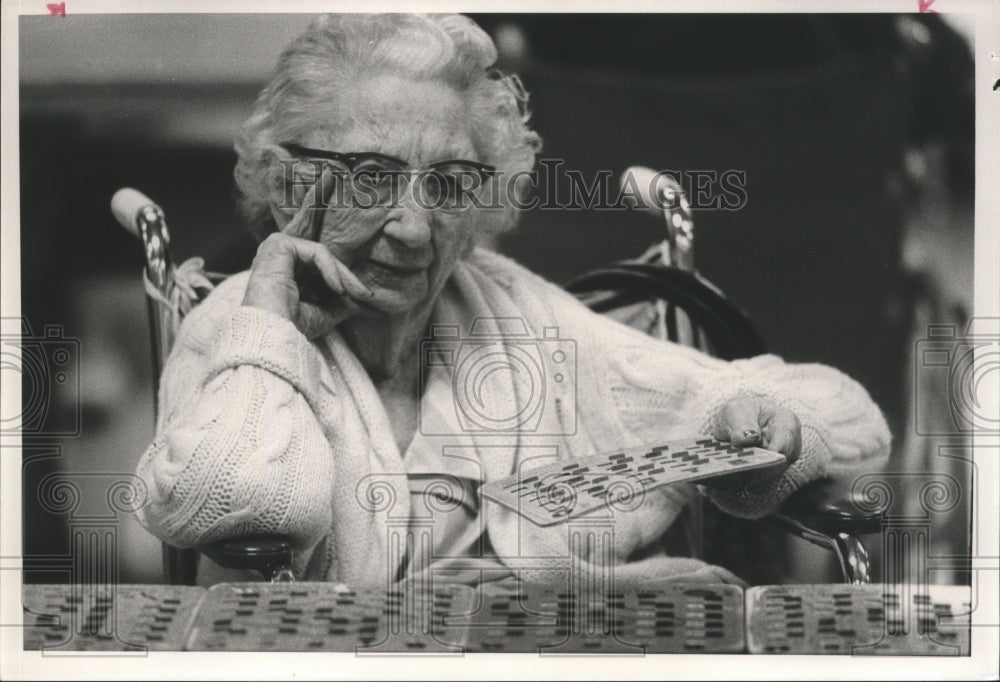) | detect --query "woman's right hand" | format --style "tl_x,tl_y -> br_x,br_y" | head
243,170 -> 375,338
